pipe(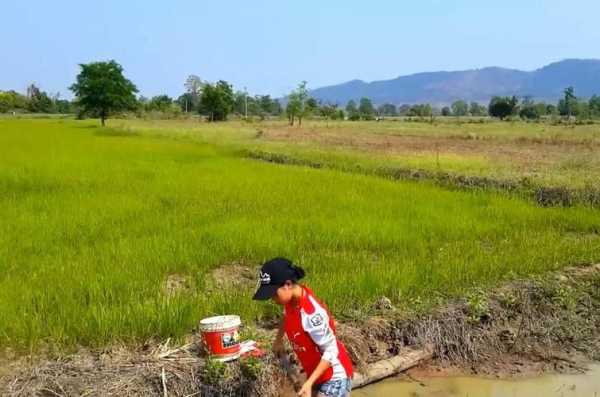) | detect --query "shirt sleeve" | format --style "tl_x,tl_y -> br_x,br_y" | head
302,300 -> 339,364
